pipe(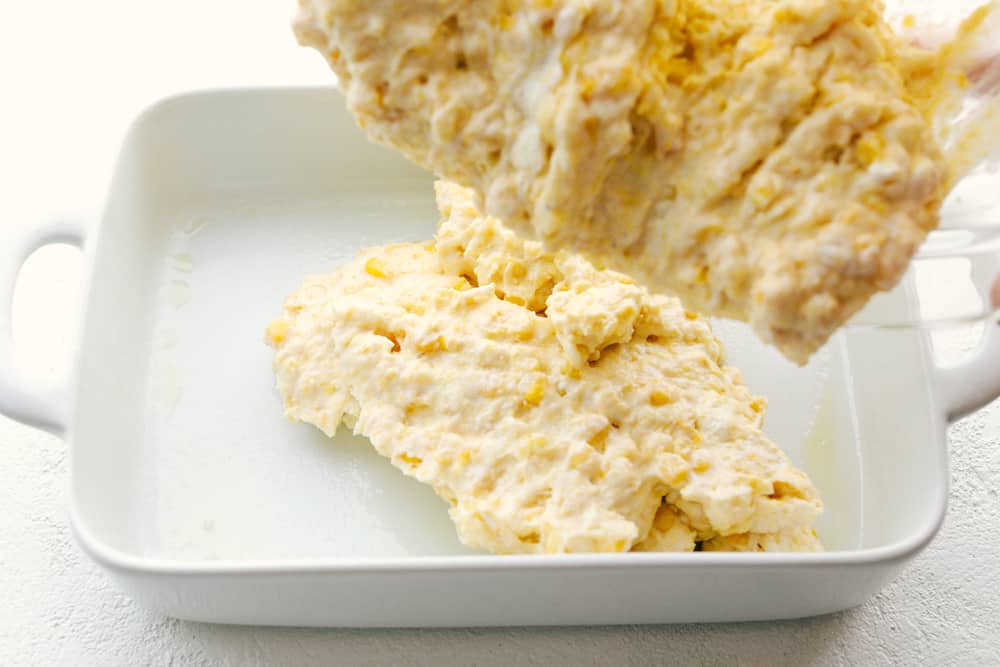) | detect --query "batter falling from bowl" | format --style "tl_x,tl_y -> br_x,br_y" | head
293,0 -> 999,363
